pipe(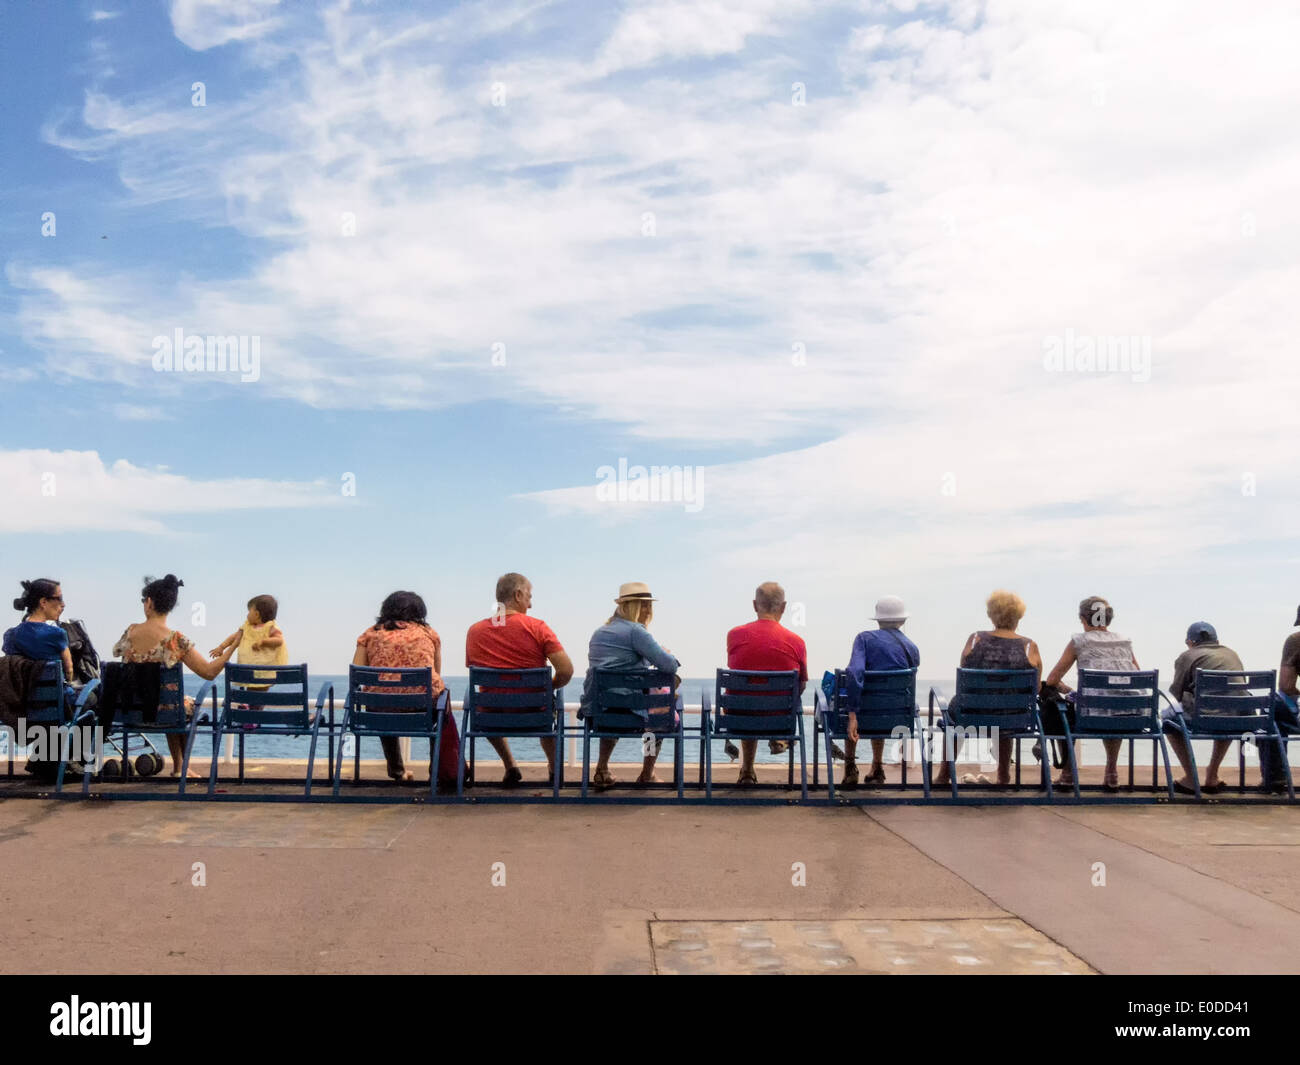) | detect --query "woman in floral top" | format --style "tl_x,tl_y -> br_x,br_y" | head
352,590 -> 461,785
113,575 -> 233,776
